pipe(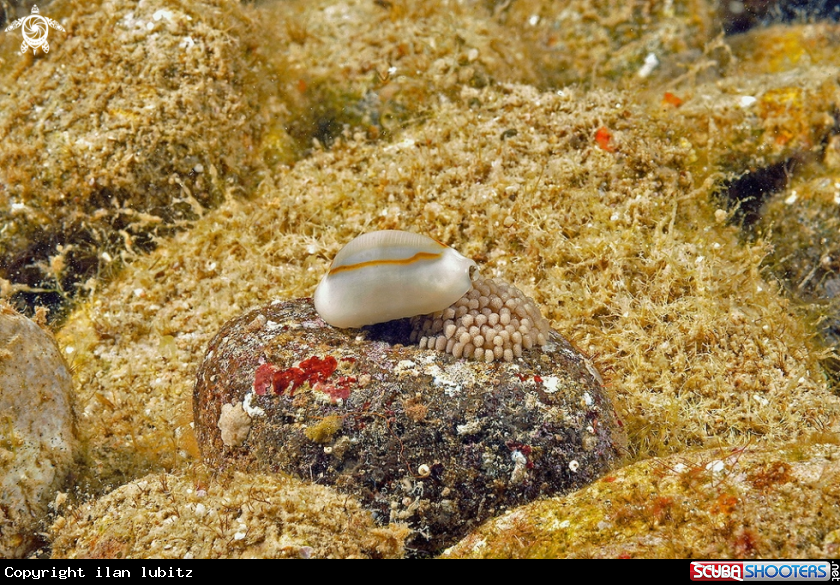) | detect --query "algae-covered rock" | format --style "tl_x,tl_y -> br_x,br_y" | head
756,174 -> 840,348
499,0 -> 718,88
443,442 -> 840,558
667,24 -> 840,229
0,302 -> 76,558
194,298 -> 622,556
0,0 -> 280,314
727,23 -> 840,77
706,25 -> 840,379
672,63 -> 840,183
50,466 -> 408,559
268,0 -> 540,148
